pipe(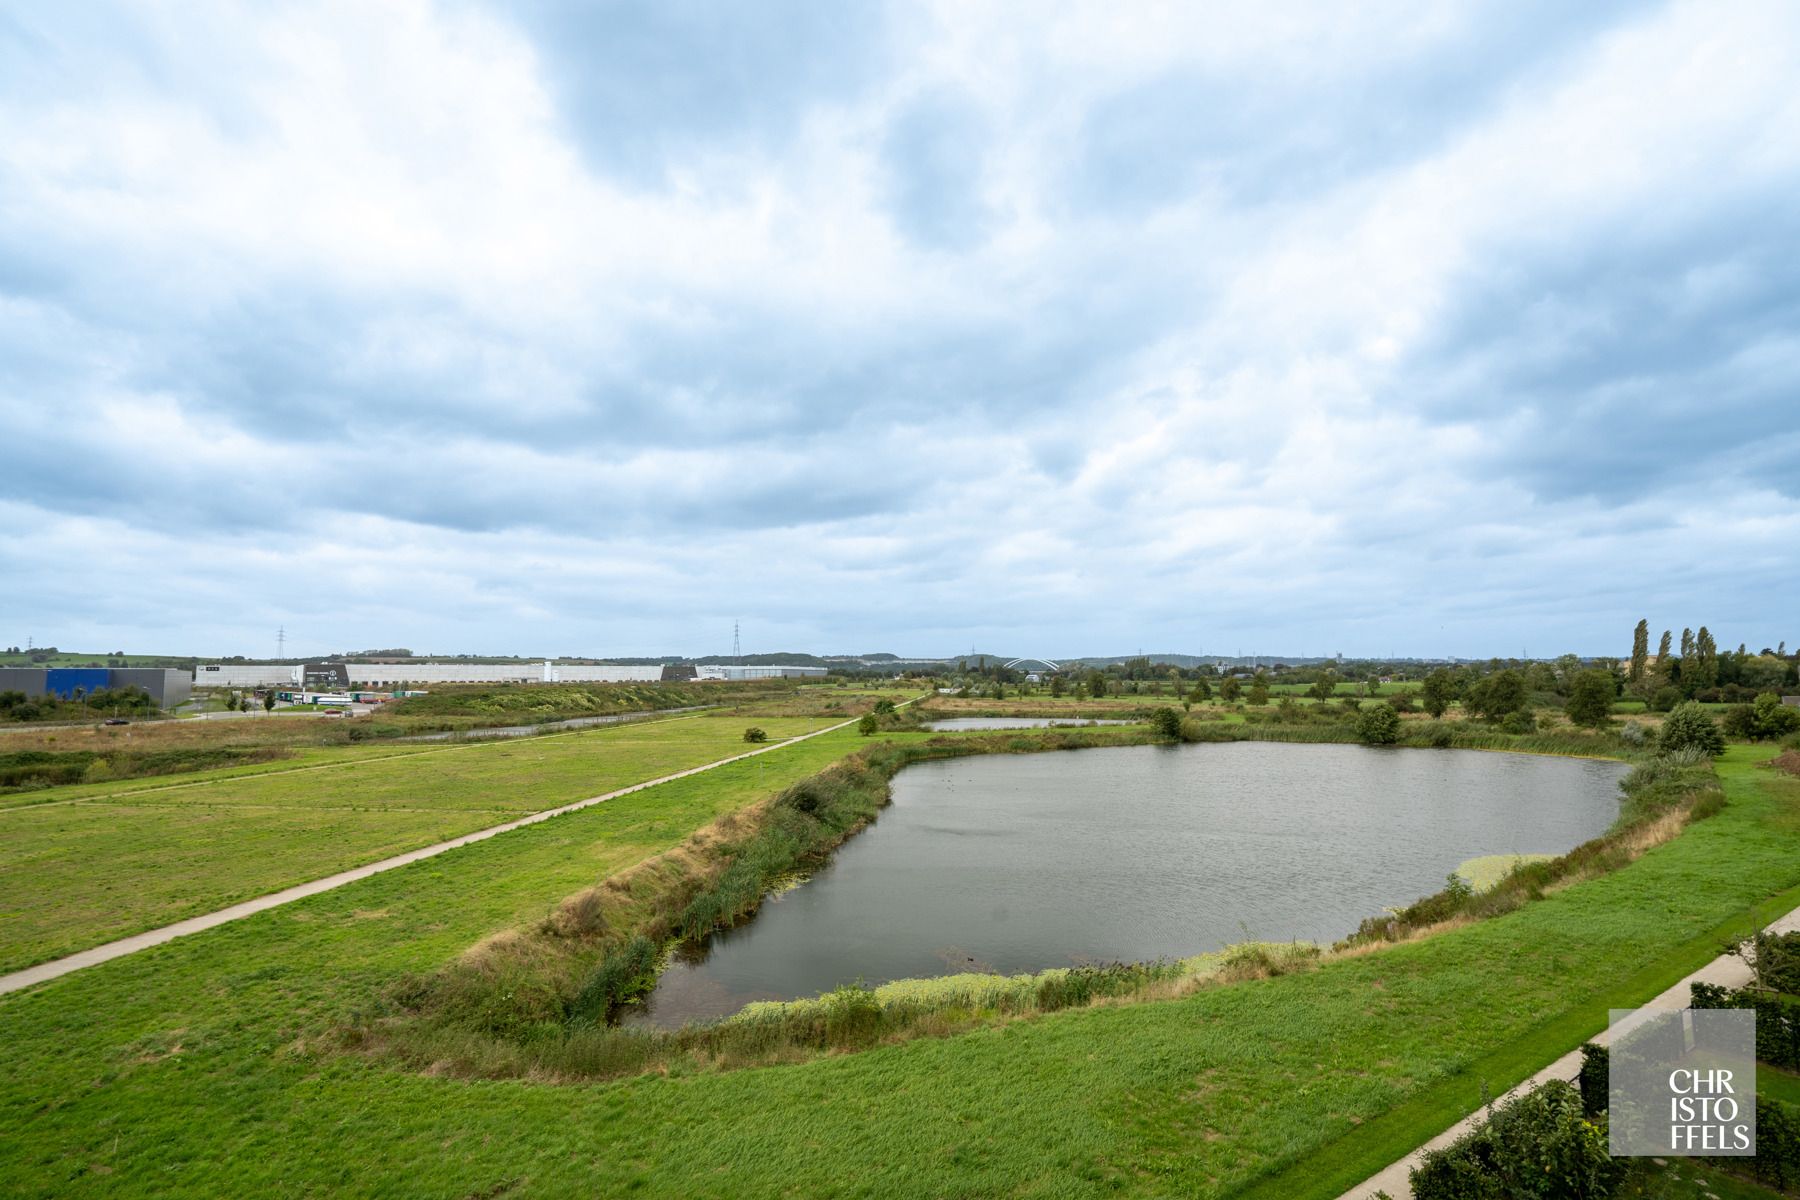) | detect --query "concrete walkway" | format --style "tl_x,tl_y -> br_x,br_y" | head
0,714 -> 870,997
1340,903 -> 1800,1199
